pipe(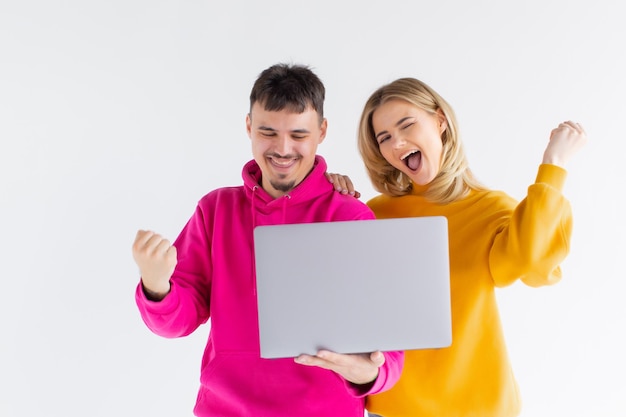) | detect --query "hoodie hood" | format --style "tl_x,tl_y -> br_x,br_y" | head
242,155 -> 333,221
